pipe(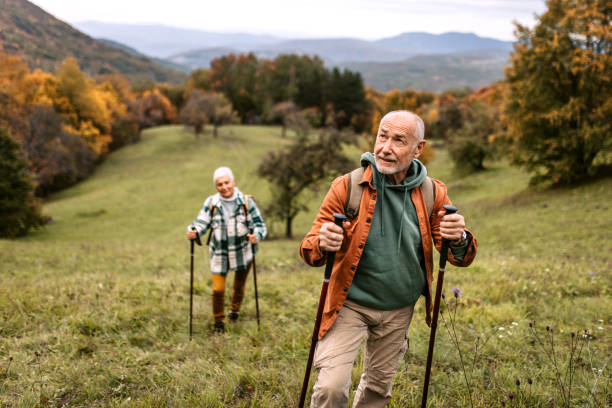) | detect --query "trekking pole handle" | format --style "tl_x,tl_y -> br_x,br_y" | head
323,213 -> 347,279
333,213 -> 347,227
191,227 -> 202,246
442,204 -> 457,216
439,205 -> 457,270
